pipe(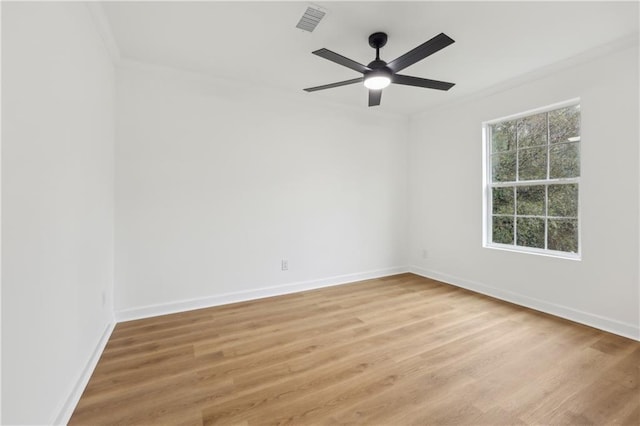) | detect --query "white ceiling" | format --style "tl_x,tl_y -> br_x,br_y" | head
102,1 -> 639,115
